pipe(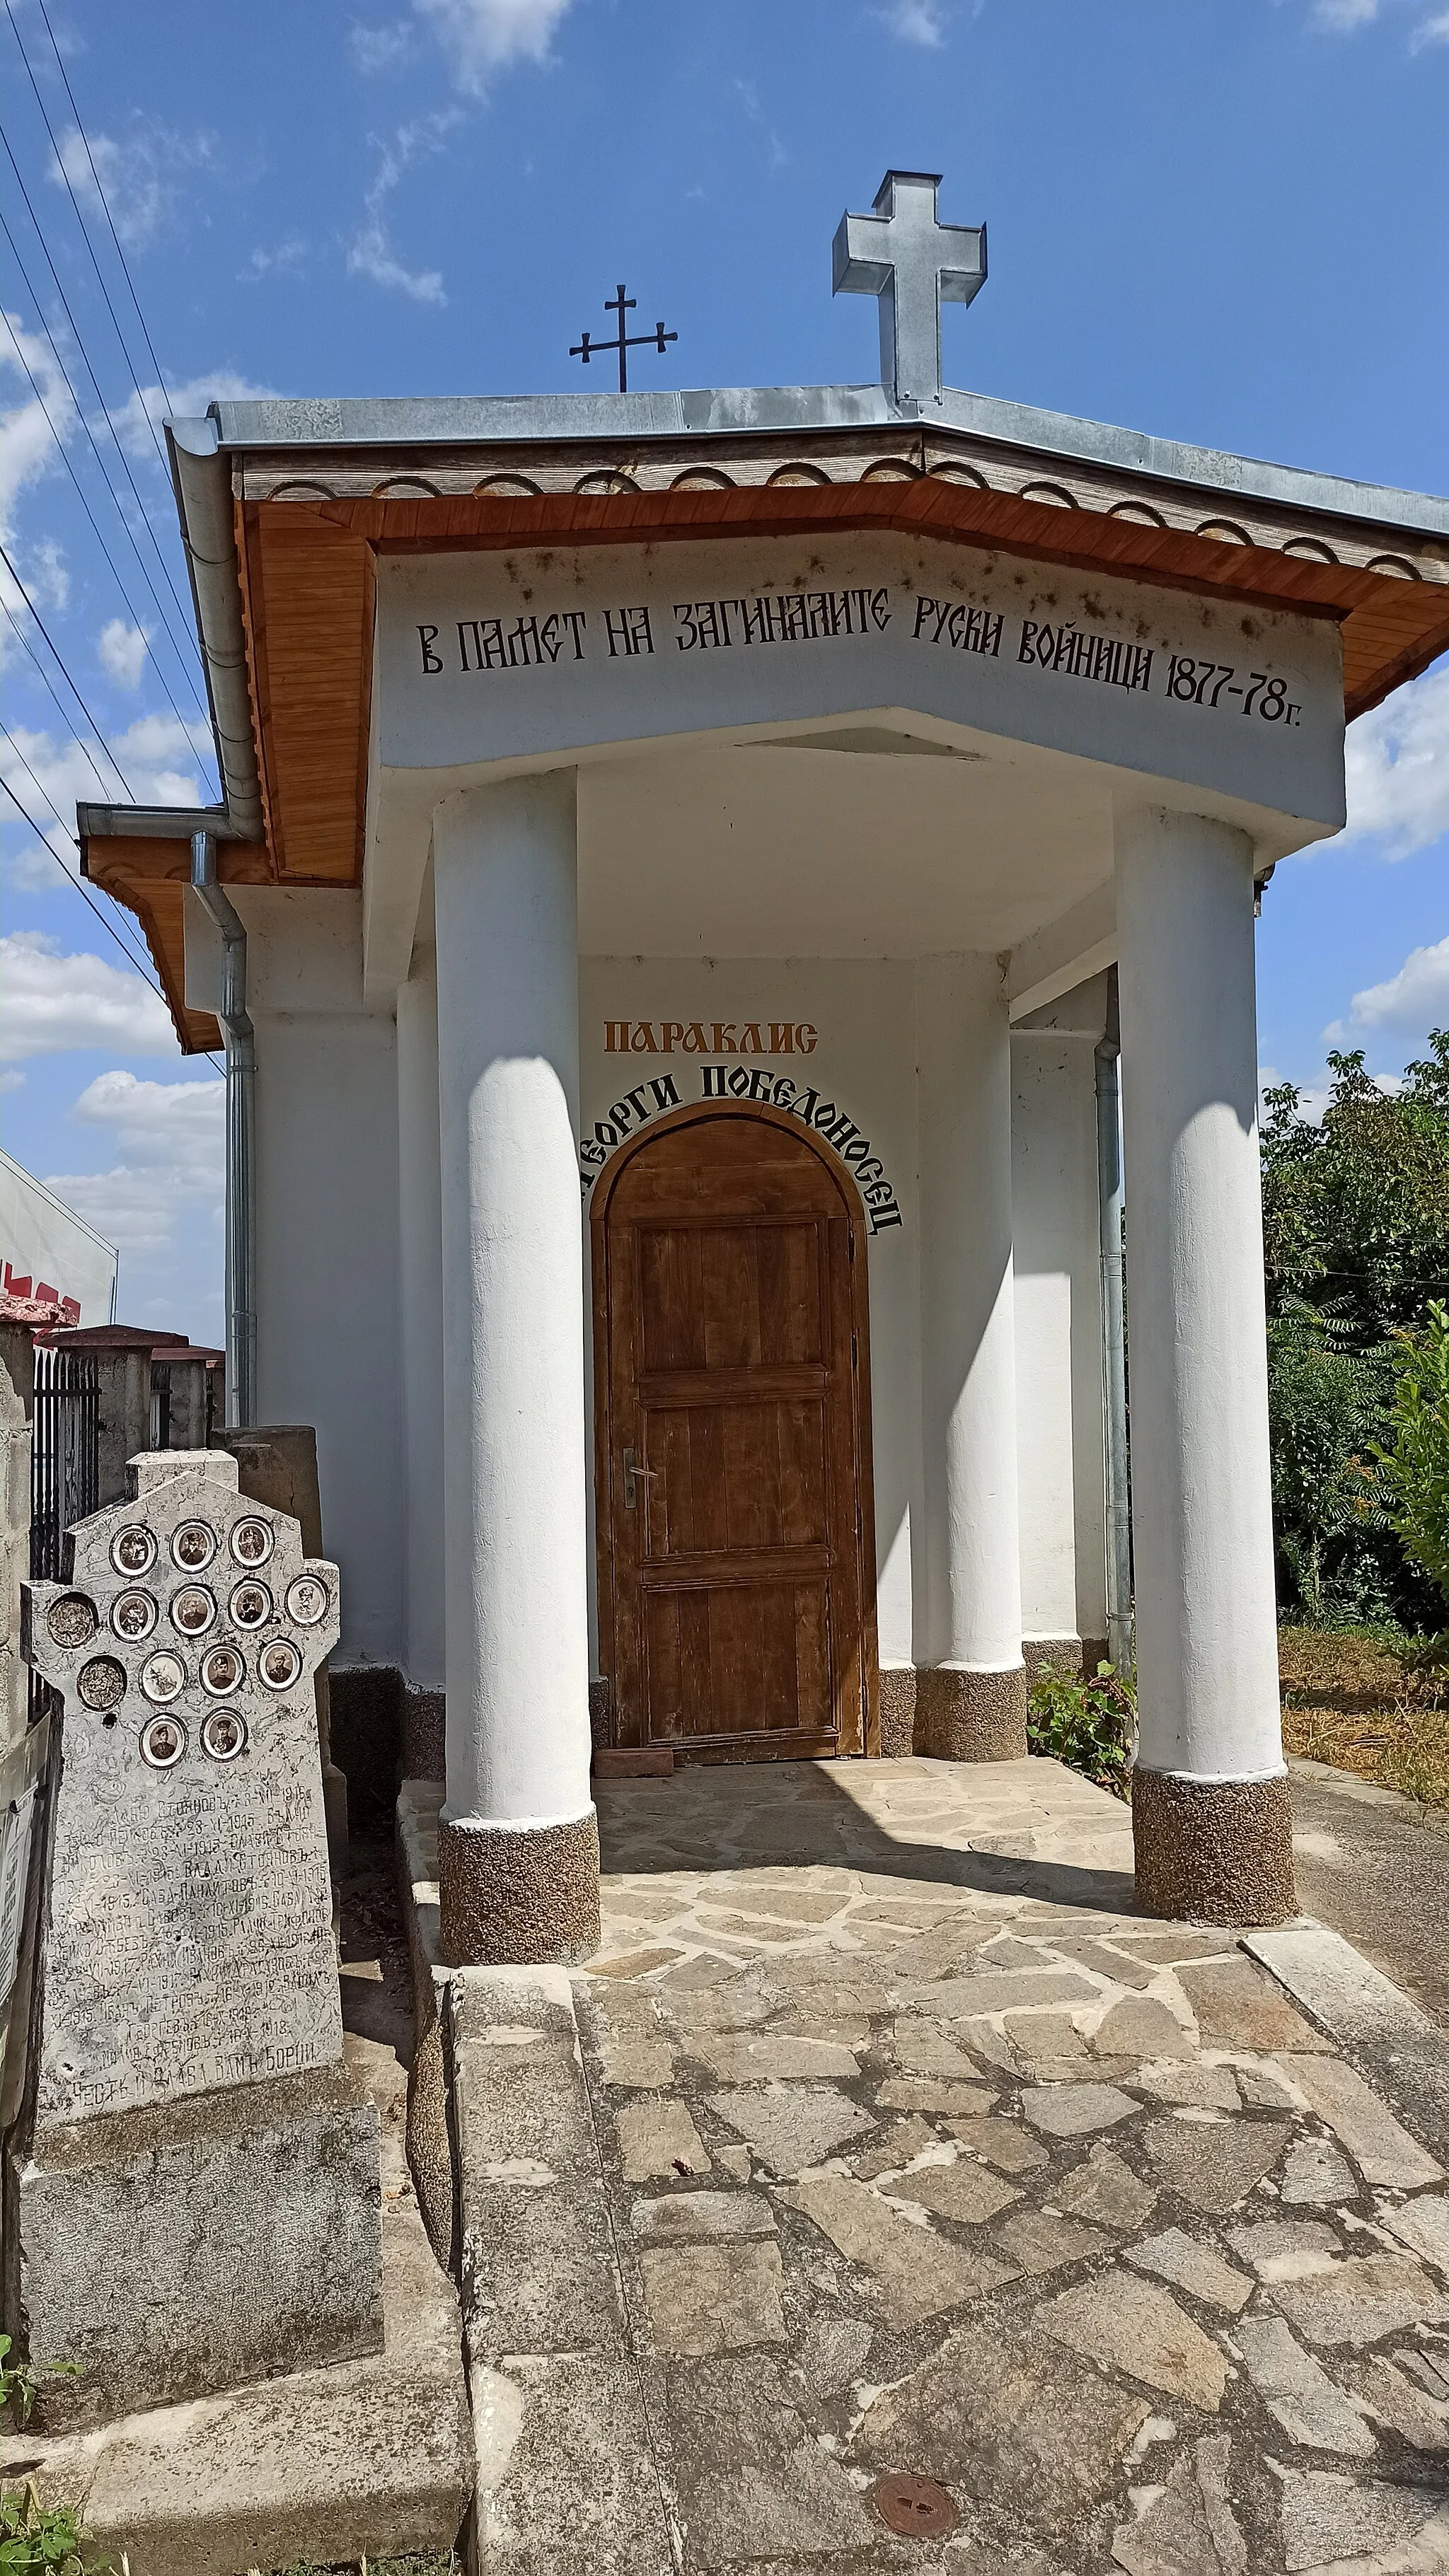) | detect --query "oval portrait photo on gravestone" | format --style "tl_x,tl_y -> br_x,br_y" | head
171,1585 -> 216,1637
200,1709 -> 247,1763
229,1581 -> 272,1630
200,1644 -> 245,1697
171,1520 -> 217,1572
258,1638 -> 301,1693
230,1517 -> 274,1568
285,1574 -> 328,1627
139,1716 -> 186,1770
109,1524 -> 156,1577
140,1651 -> 185,1704
110,1589 -> 157,1642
